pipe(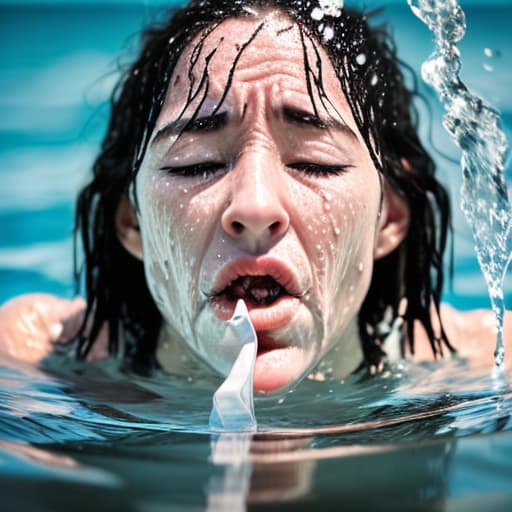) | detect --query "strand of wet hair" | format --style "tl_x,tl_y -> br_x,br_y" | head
298,26 -> 320,120
211,21 -> 265,116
